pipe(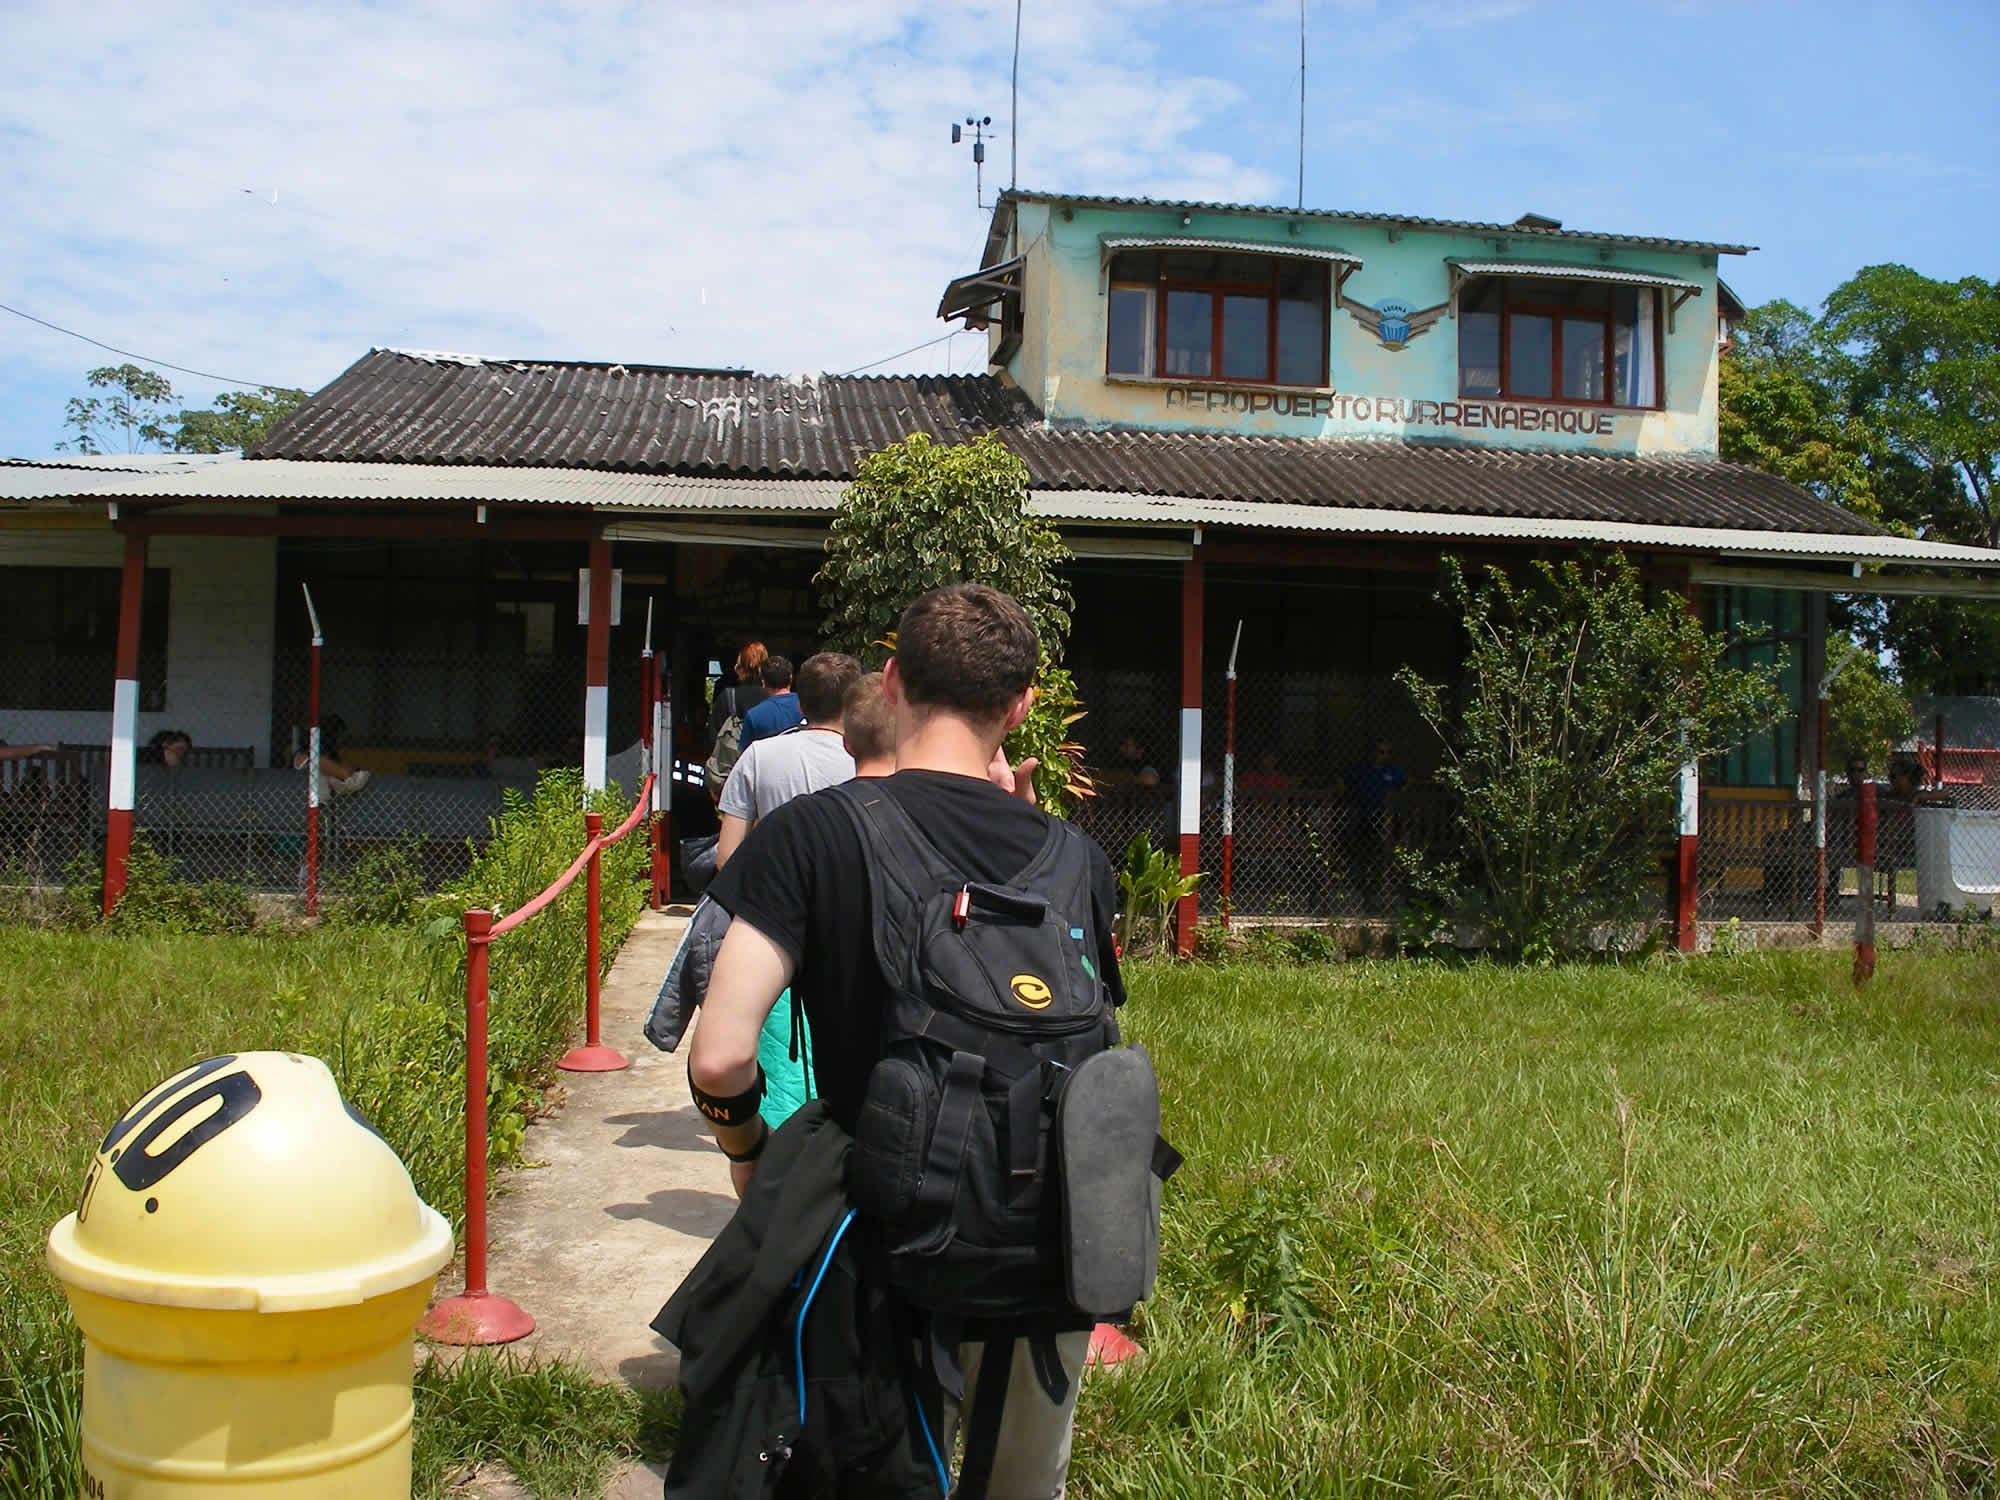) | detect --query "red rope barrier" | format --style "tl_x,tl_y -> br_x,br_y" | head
419,773 -> 656,1344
